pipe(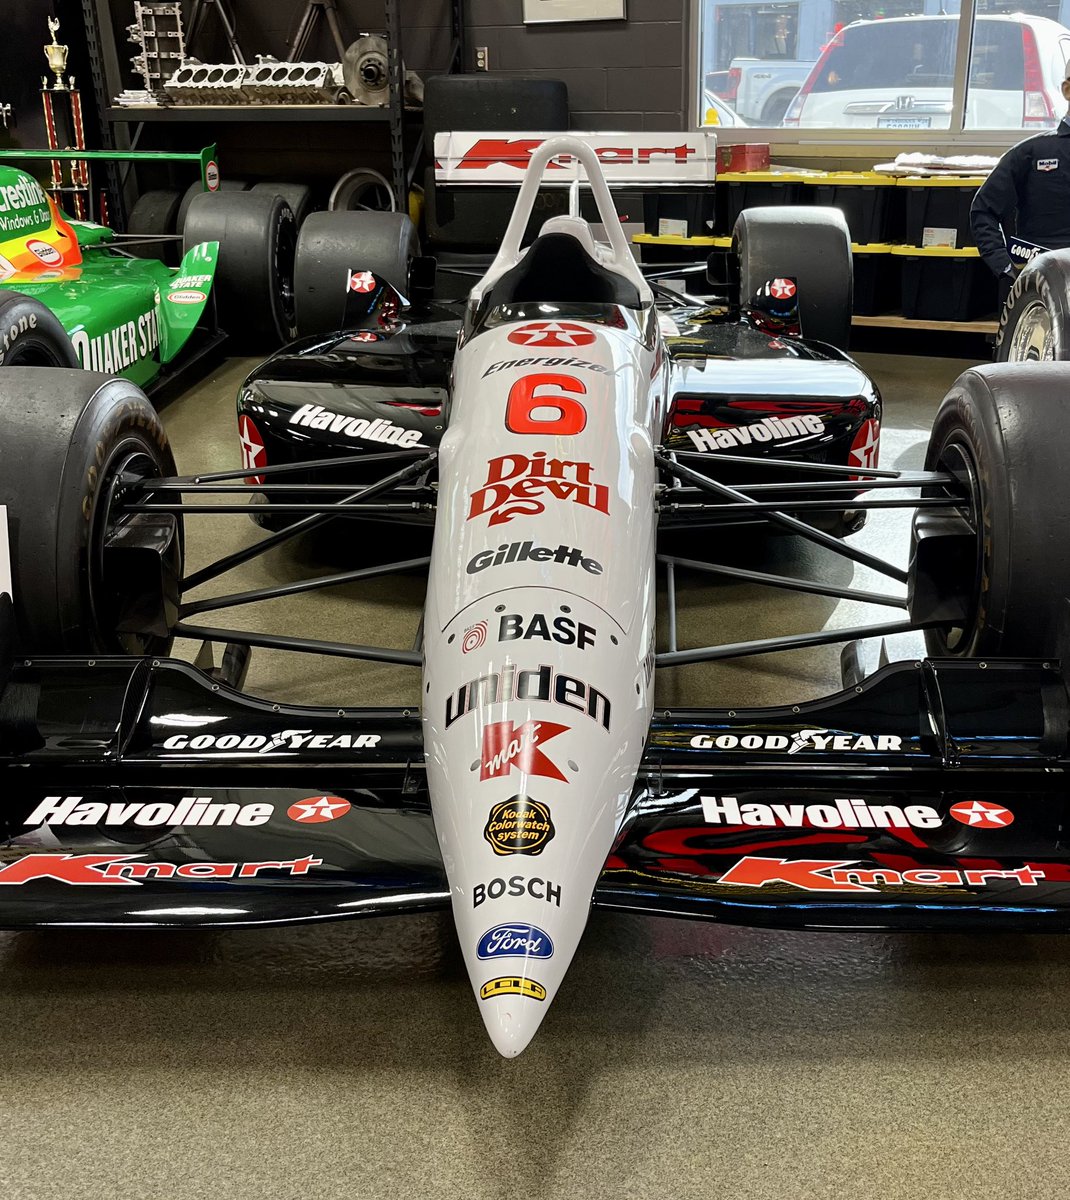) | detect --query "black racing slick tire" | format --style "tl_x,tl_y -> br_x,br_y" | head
733,206 -> 853,350
0,291 -> 79,368
0,369 -> 182,654
177,177 -> 248,234
994,250 -> 1070,362
294,210 -> 418,337
911,363 -> 1070,657
126,188 -> 182,263
251,181 -> 313,227
184,190 -> 298,350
